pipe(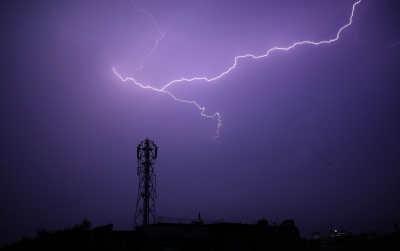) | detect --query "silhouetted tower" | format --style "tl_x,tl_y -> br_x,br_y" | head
134,138 -> 158,228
